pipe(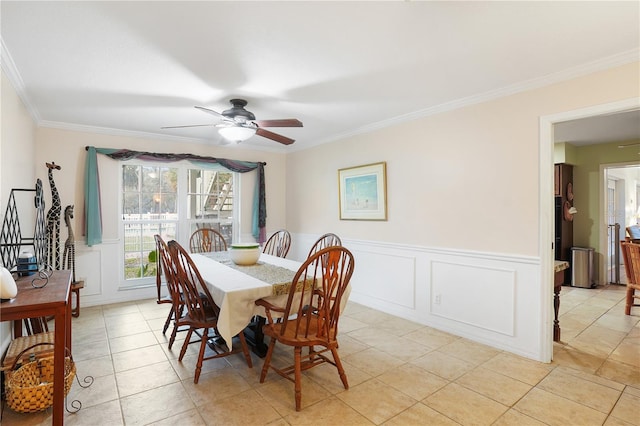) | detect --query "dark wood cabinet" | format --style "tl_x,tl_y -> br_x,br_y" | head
554,163 -> 573,284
